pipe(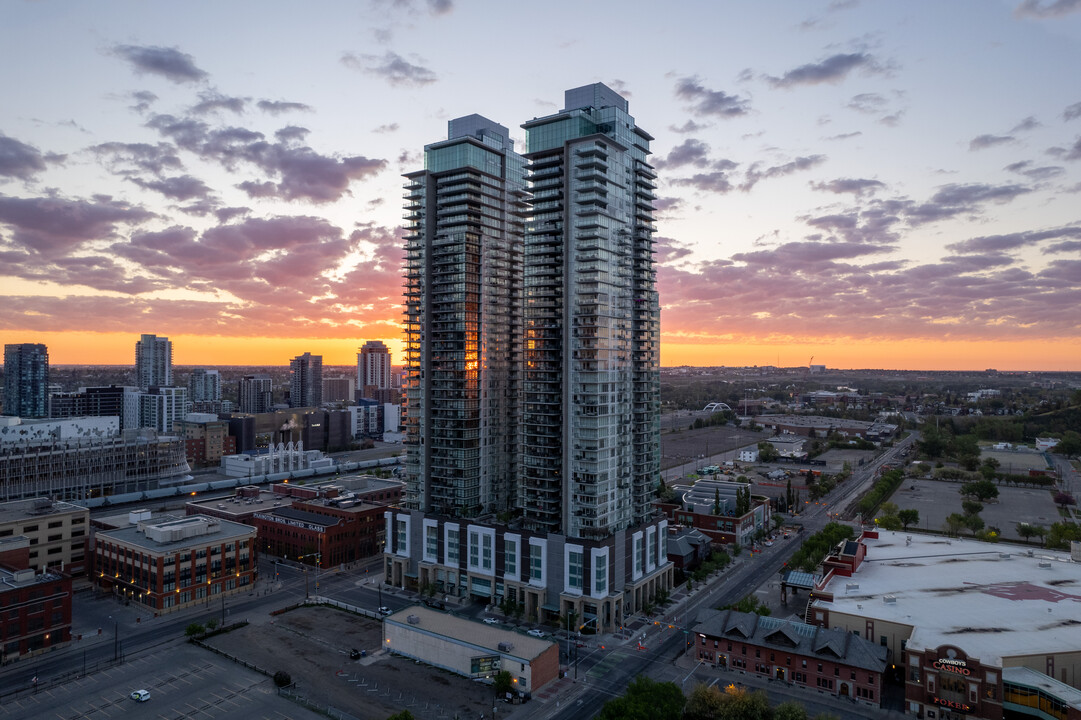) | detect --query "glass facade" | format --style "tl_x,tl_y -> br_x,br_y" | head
3,344 -> 49,418
402,115 -> 527,517
519,83 -> 661,538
